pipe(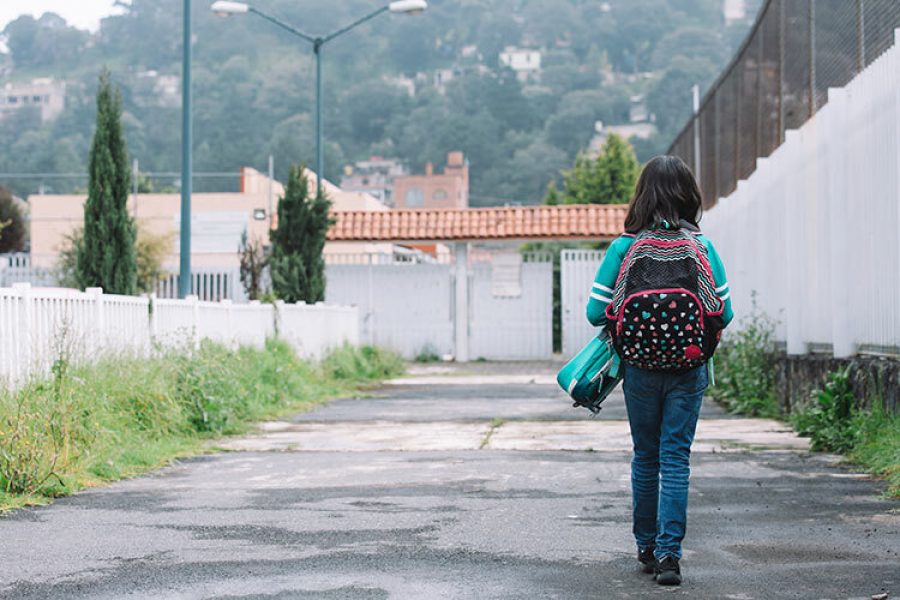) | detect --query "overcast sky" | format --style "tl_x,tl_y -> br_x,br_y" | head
0,0 -> 121,33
